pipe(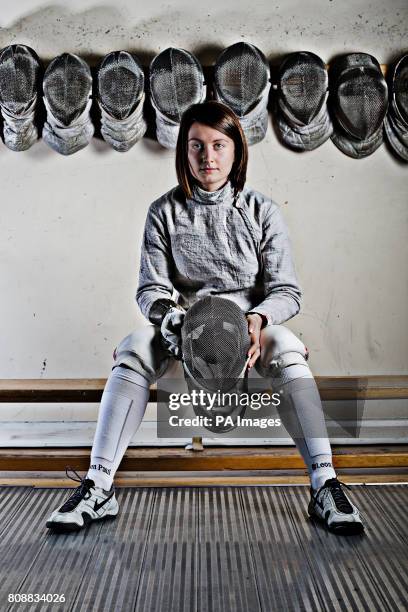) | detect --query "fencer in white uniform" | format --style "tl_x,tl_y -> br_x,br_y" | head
46,101 -> 364,535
